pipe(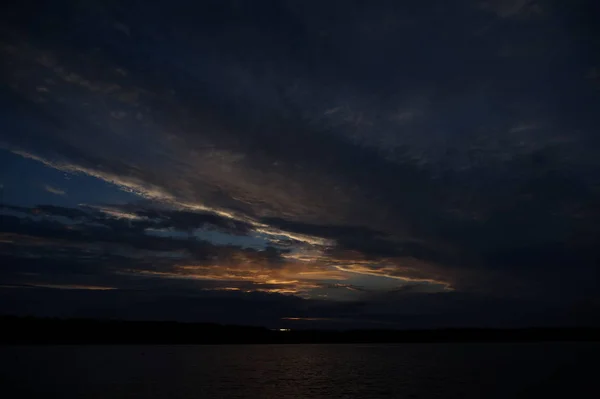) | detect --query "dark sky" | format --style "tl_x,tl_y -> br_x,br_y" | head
1,0 -> 599,328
